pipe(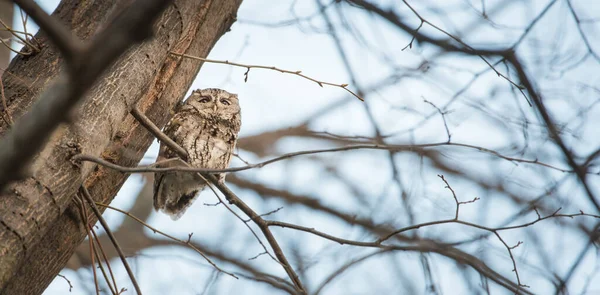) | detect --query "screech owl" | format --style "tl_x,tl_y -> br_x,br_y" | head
153,88 -> 241,220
